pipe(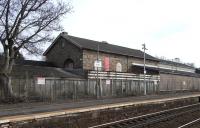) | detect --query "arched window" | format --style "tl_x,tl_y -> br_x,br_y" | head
64,58 -> 74,69
116,62 -> 122,72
